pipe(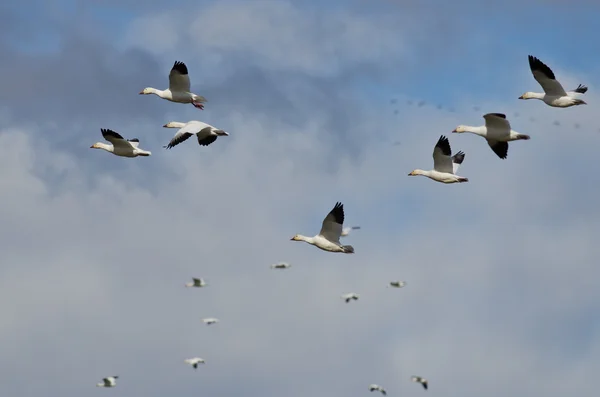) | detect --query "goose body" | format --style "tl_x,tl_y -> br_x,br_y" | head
140,61 -> 207,110
388,281 -> 406,288
411,376 -> 428,390
163,120 -> 229,149
408,135 -> 468,183
90,129 -> 151,158
519,55 -> 587,108
184,357 -> 205,369
291,202 -> 355,253
202,317 -> 219,325
453,113 -> 530,159
96,376 -> 118,388
341,292 -> 359,303
185,278 -> 207,288
369,384 -> 387,395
